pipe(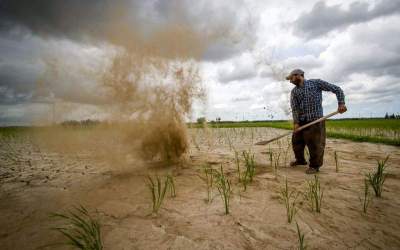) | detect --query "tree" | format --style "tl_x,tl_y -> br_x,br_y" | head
197,117 -> 206,124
